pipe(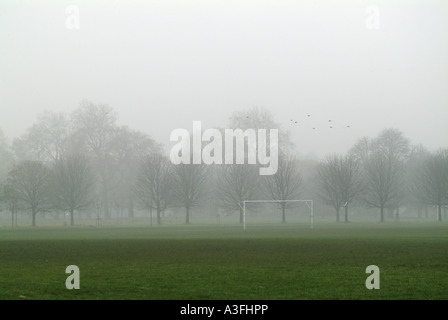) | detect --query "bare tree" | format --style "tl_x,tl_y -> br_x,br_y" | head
315,156 -> 345,222
217,164 -> 259,223
350,129 -> 410,221
12,111 -> 70,162
71,100 -> 118,219
315,154 -> 363,222
363,151 -> 403,222
338,156 -> 363,222
349,136 -> 371,164
0,128 -> 15,182
0,183 -> 20,227
7,161 -> 51,226
406,144 -> 431,218
371,128 -> 410,219
173,162 -> 209,224
135,153 -> 174,225
216,106 -> 285,223
228,106 -> 292,154
0,131 -> 17,227
109,126 -> 161,219
51,154 -> 96,226
265,154 -> 302,223
415,149 -> 448,222
371,128 -> 410,162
